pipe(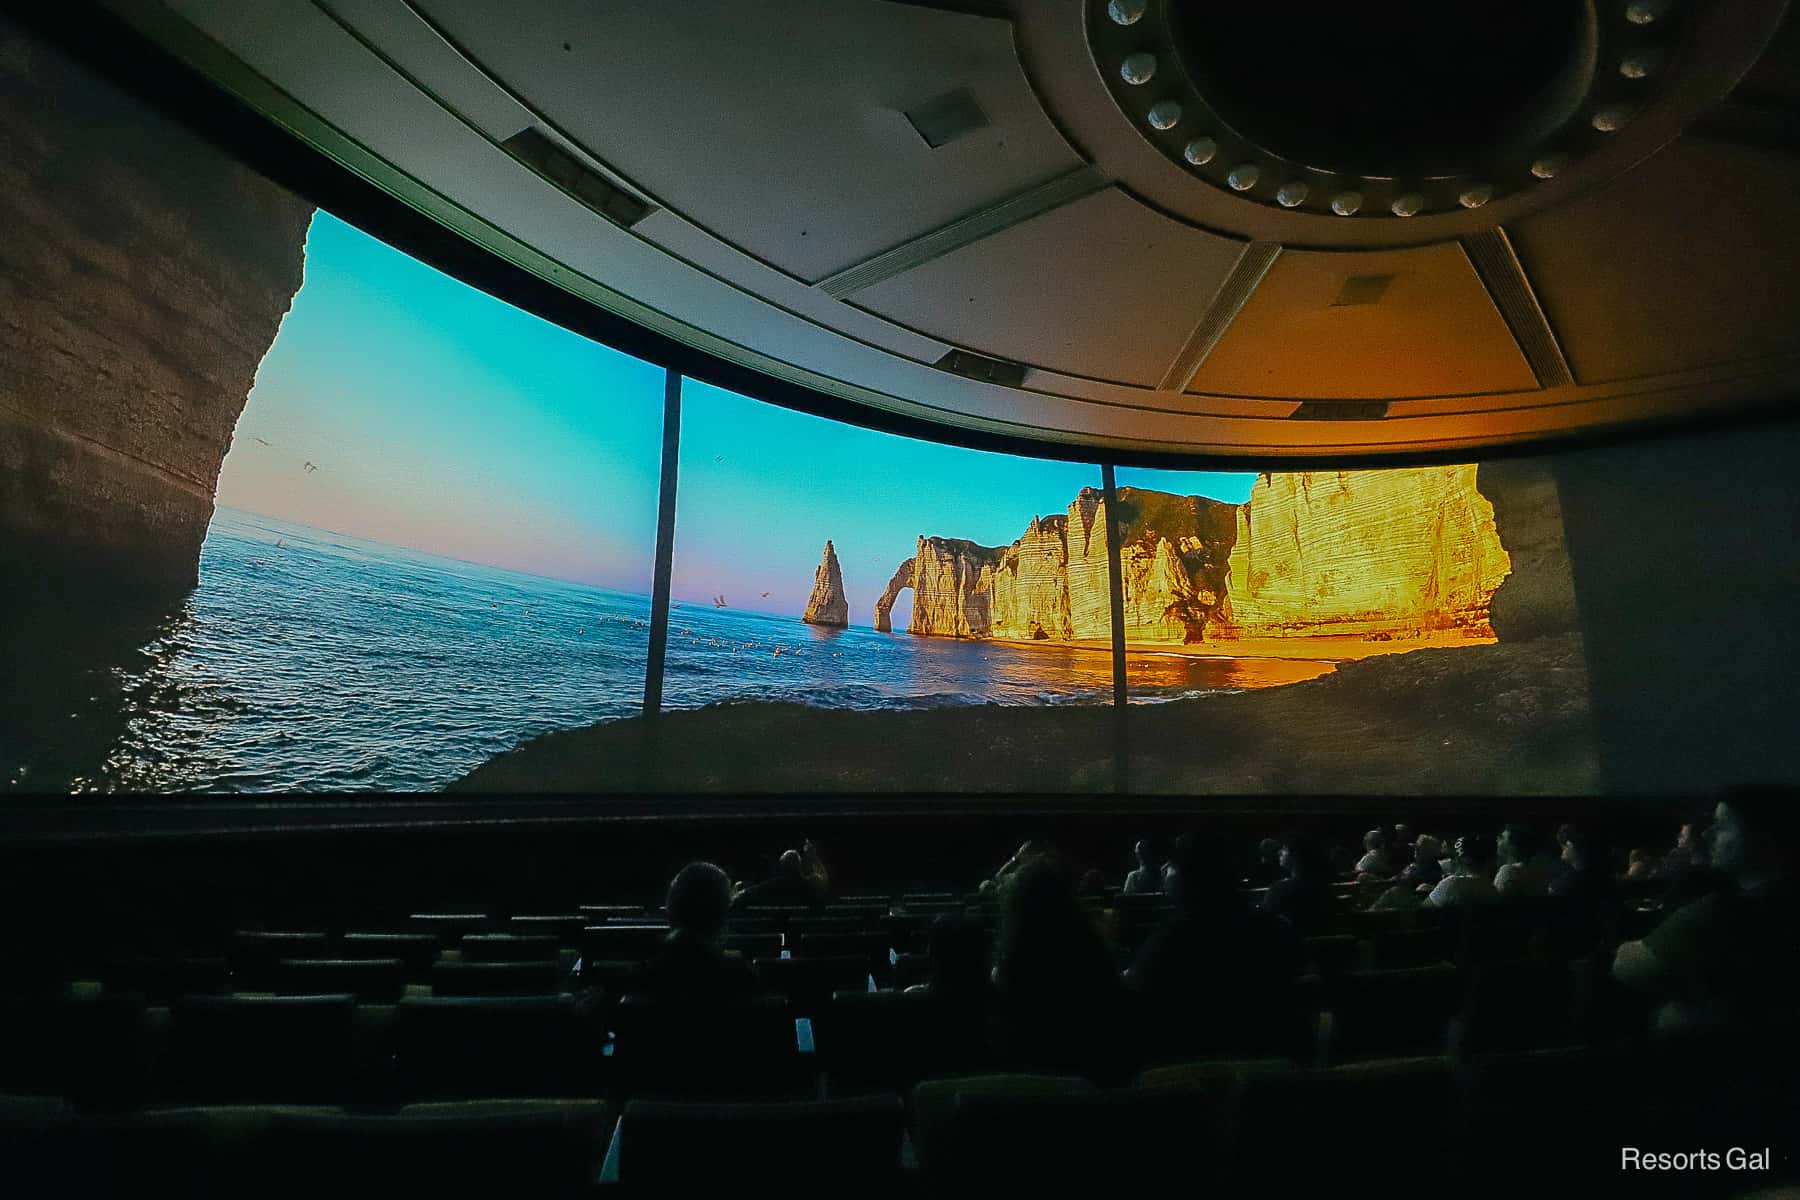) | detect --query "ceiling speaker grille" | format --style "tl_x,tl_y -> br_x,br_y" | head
936,349 -> 1026,387
1160,241 -> 1281,391
904,88 -> 990,148
1331,274 -> 1395,307
1461,229 -> 1573,388
503,127 -> 652,229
